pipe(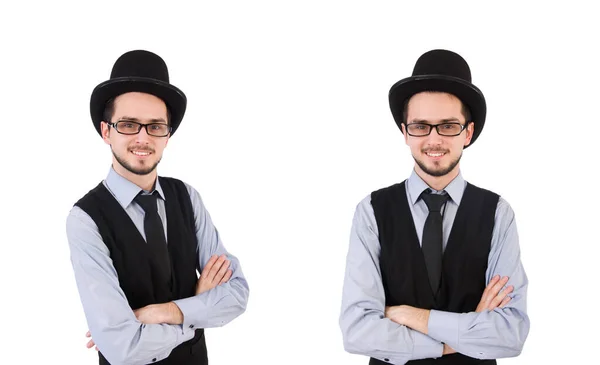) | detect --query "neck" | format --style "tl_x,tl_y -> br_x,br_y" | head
112,162 -> 157,192
414,164 -> 460,191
